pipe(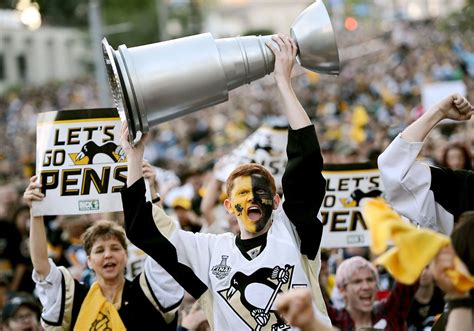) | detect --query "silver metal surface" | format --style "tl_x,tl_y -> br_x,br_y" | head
291,0 -> 340,75
102,0 -> 339,144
